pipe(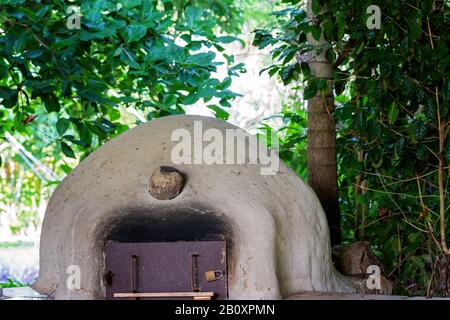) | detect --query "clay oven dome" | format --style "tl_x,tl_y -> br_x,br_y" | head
32,115 -> 355,299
